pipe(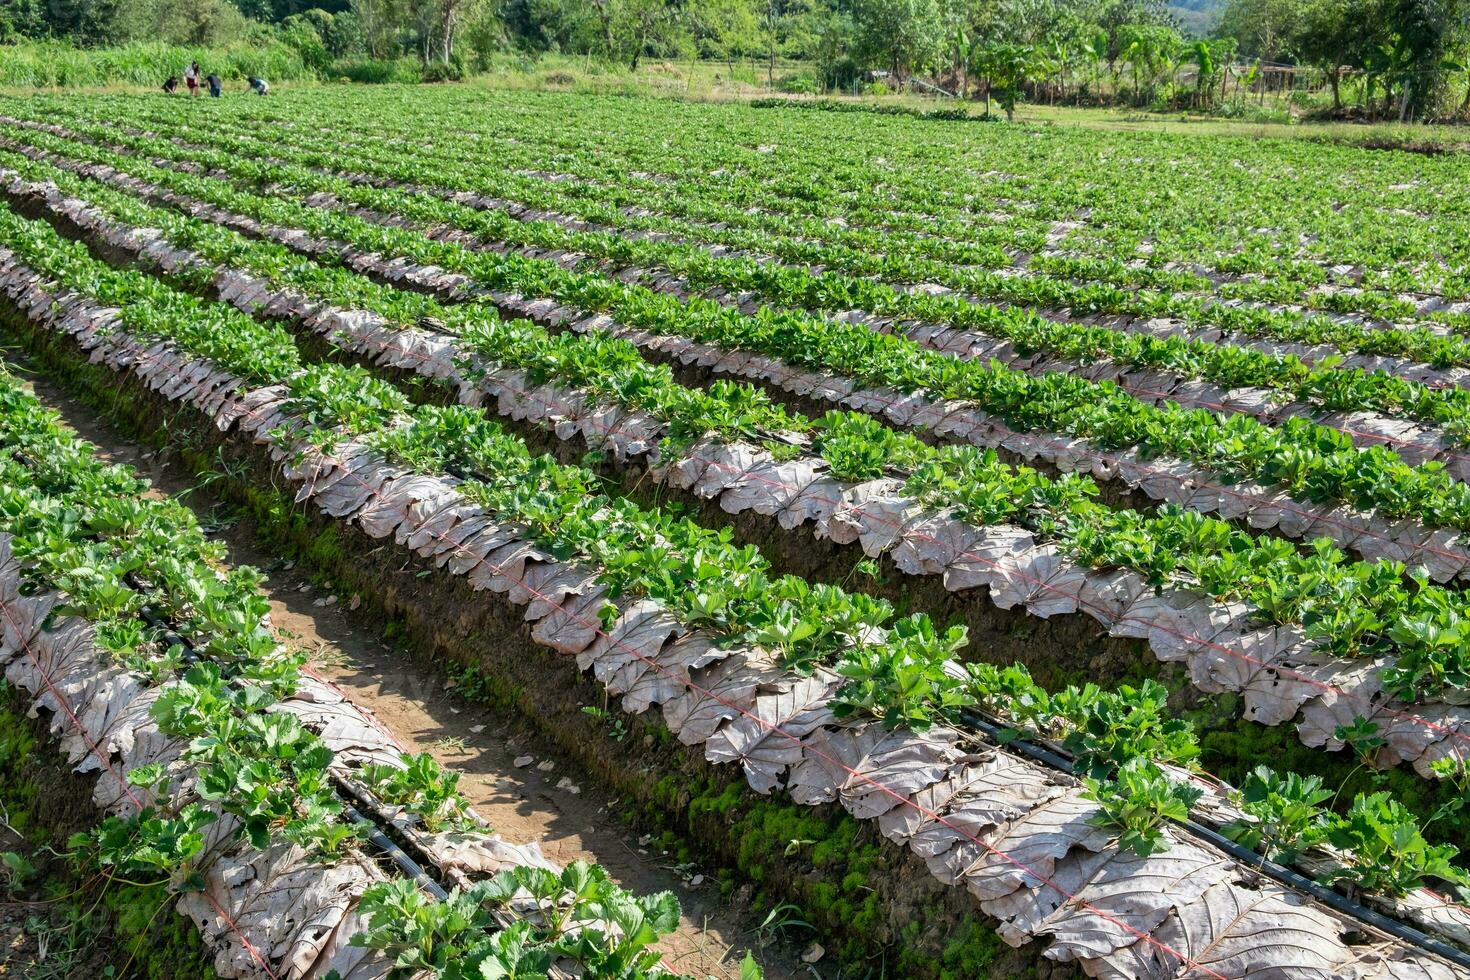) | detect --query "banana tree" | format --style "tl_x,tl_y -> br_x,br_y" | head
1187,40 -> 1213,107
1046,36 -> 1070,103
1118,24 -> 1181,106
950,22 -> 970,98
1186,38 -> 1236,109
971,42 -> 1039,121
1361,40 -> 1405,119
1080,29 -> 1108,101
